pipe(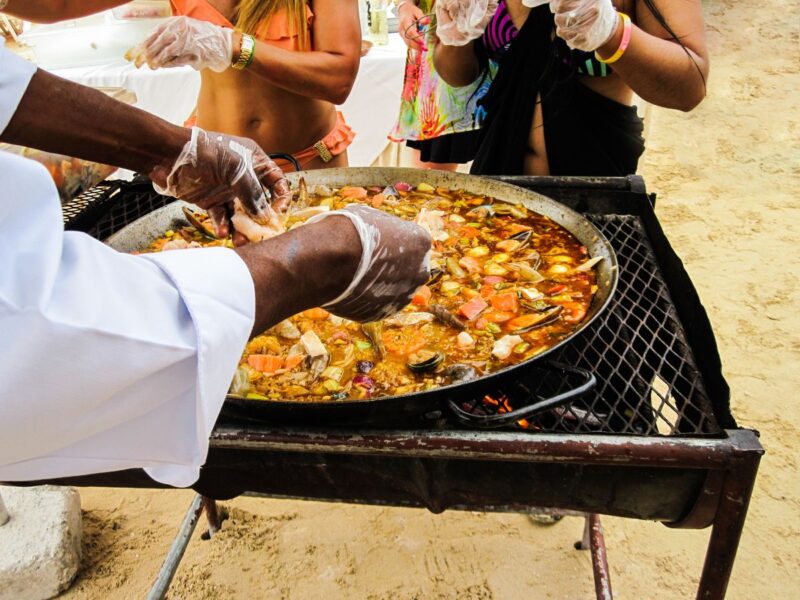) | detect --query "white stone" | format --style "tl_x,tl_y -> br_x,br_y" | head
0,486 -> 82,600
